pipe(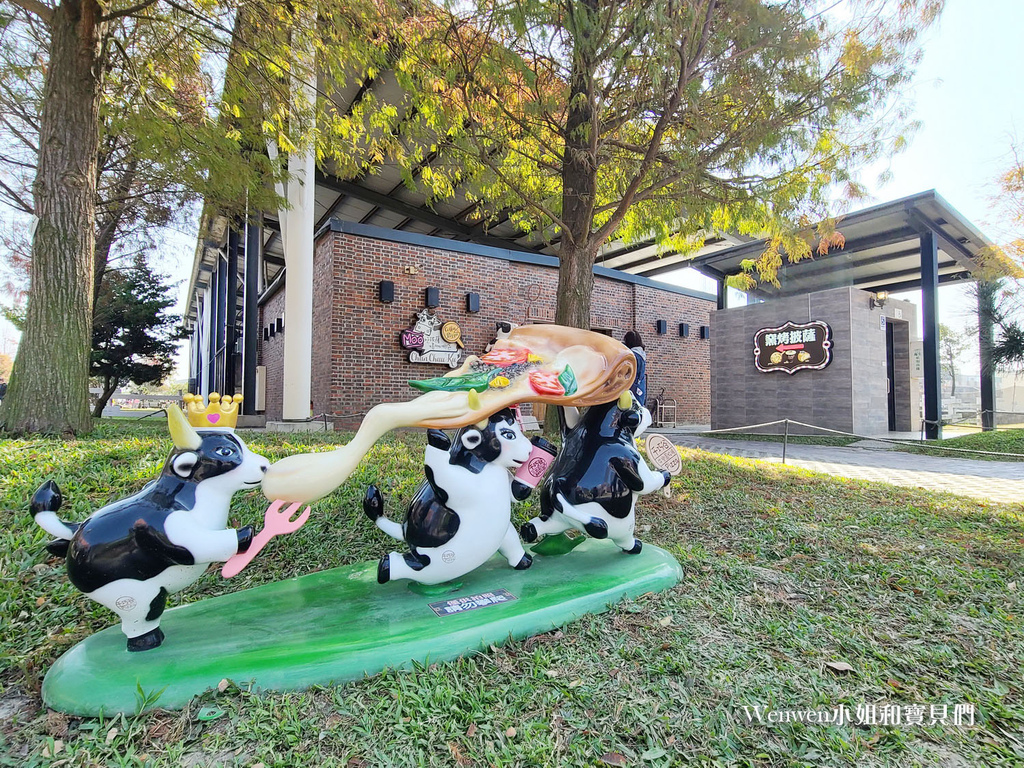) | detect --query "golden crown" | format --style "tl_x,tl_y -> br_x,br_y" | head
182,392 -> 241,429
